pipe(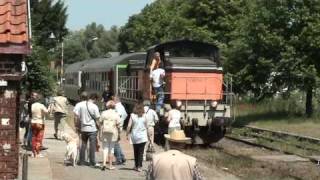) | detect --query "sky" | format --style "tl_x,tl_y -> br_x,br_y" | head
64,0 -> 154,30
